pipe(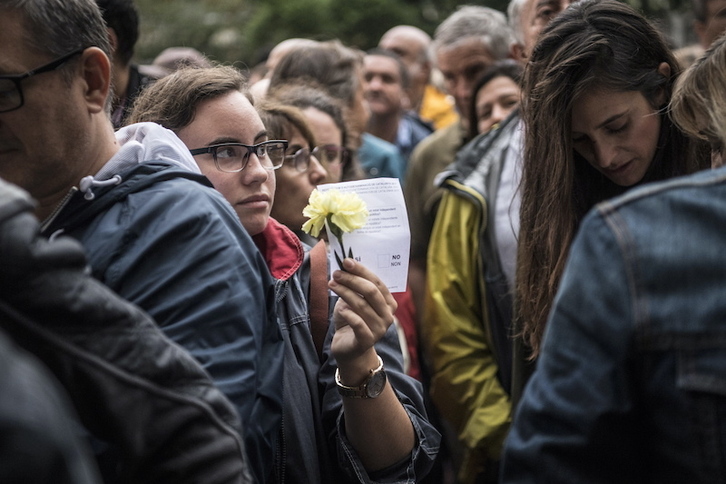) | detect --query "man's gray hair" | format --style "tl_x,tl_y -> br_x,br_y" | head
2,0 -> 112,110
2,0 -> 111,61
433,5 -> 514,60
